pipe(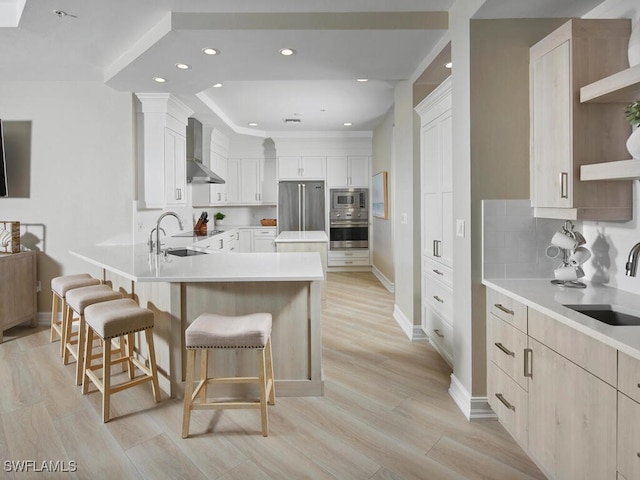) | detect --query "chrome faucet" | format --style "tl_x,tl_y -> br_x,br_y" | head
625,242 -> 640,276
147,227 -> 165,253
154,212 -> 184,255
